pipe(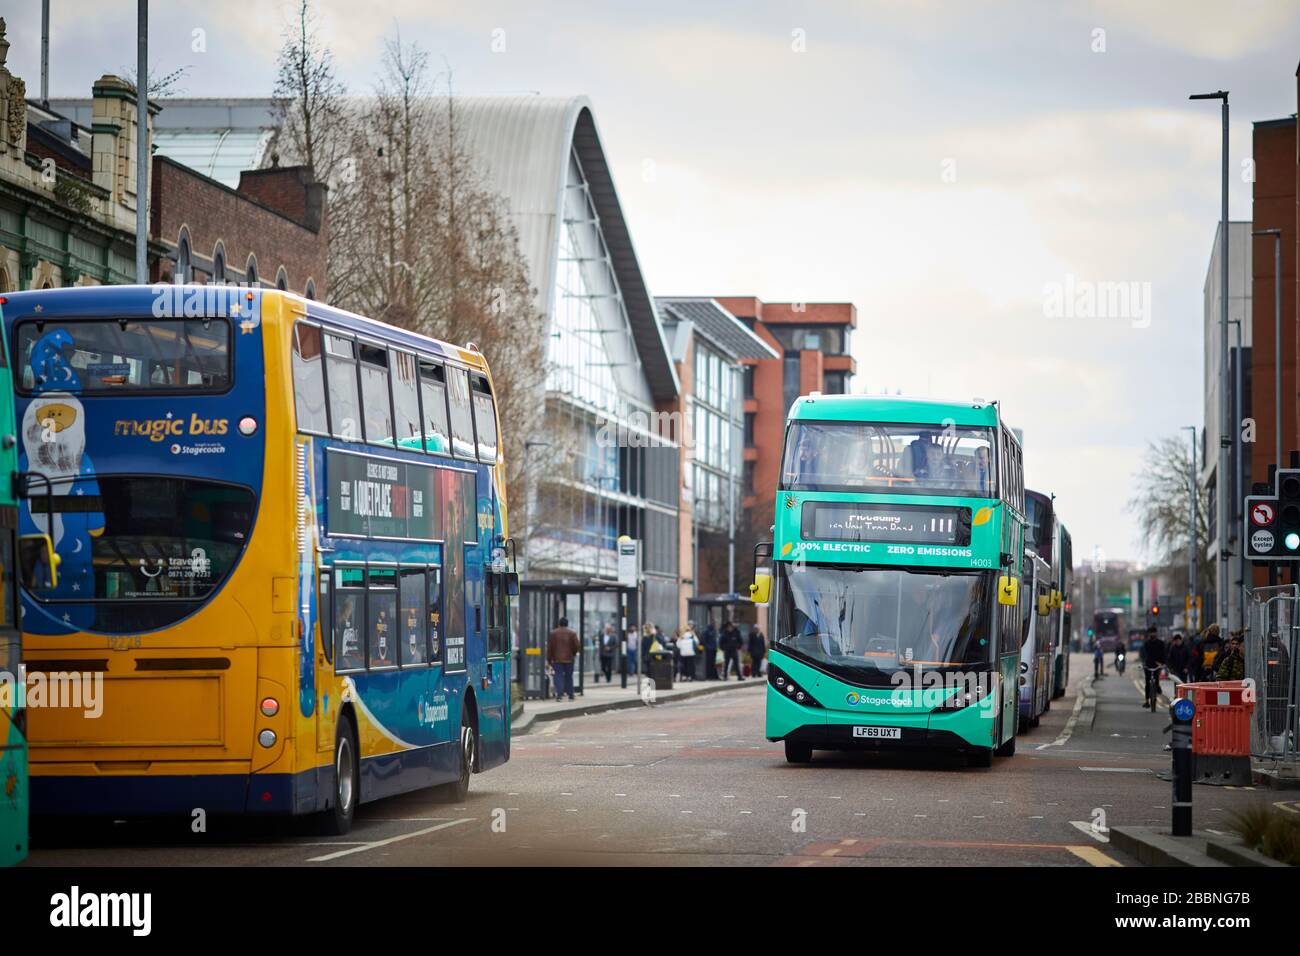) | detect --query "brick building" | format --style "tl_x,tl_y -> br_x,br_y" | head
712,297 -> 857,513
42,86 -> 327,298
